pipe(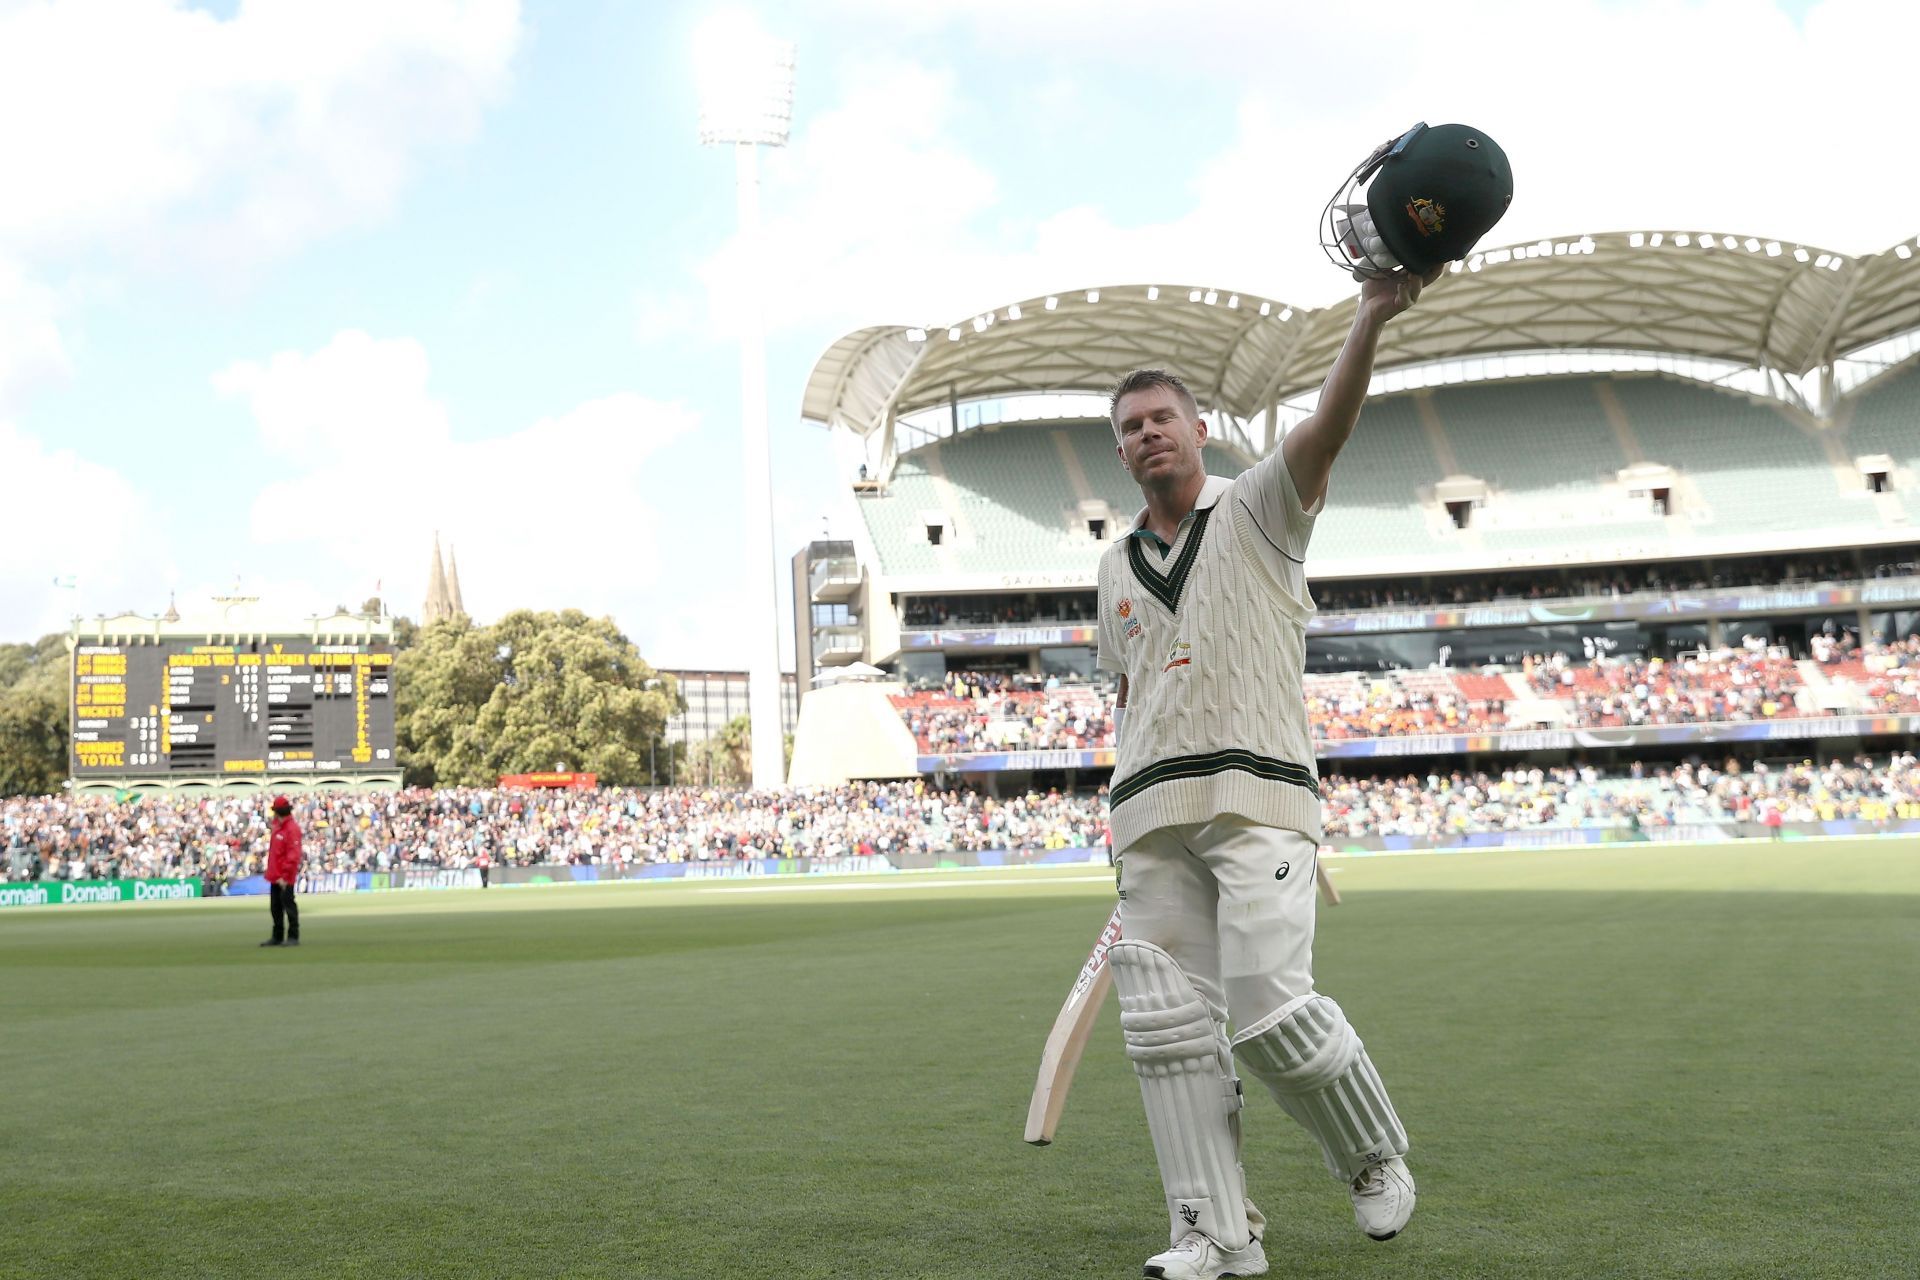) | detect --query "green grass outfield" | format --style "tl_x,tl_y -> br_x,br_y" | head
4,838 -> 1918,1279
